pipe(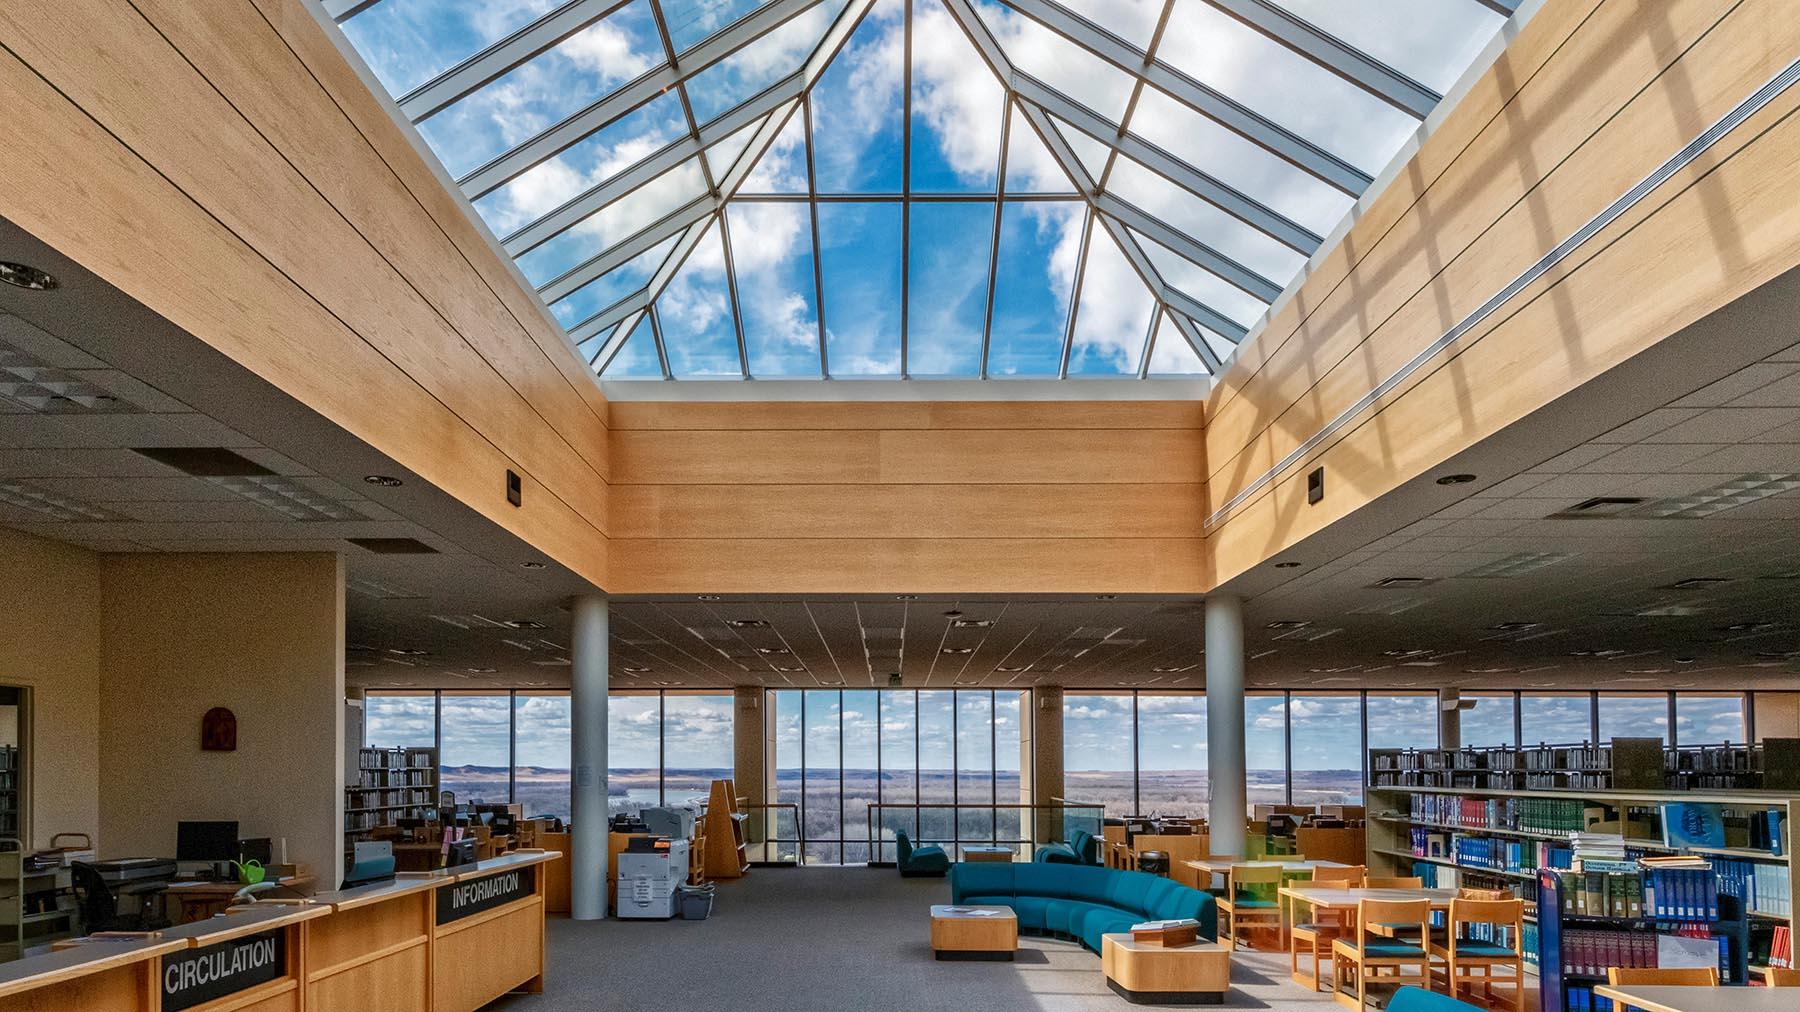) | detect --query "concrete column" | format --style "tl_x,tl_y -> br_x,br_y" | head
1438,689 -> 1463,750
1205,594 -> 1247,858
733,687 -> 765,858
1033,687 -> 1066,846
569,594 -> 608,920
